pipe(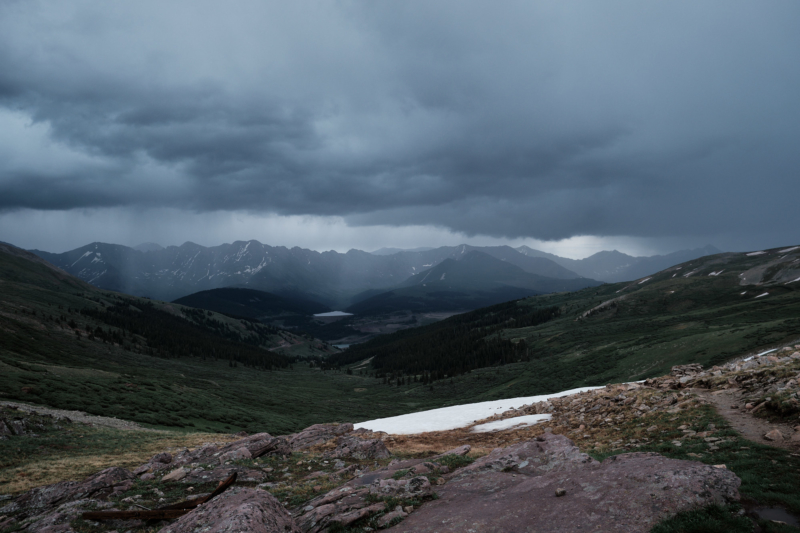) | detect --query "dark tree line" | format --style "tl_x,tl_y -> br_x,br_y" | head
80,299 -> 291,370
331,301 -> 561,379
